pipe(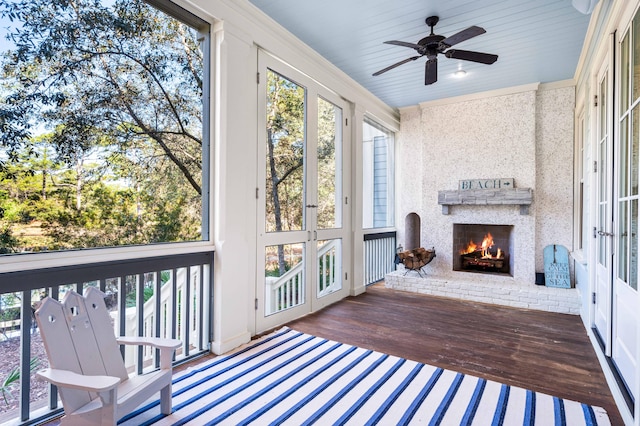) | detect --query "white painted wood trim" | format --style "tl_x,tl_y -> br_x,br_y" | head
401,82 -> 541,111
211,330 -> 252,355
586,327 -> 636,426
0,242 -> 215,274
538,79 -> 576,91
